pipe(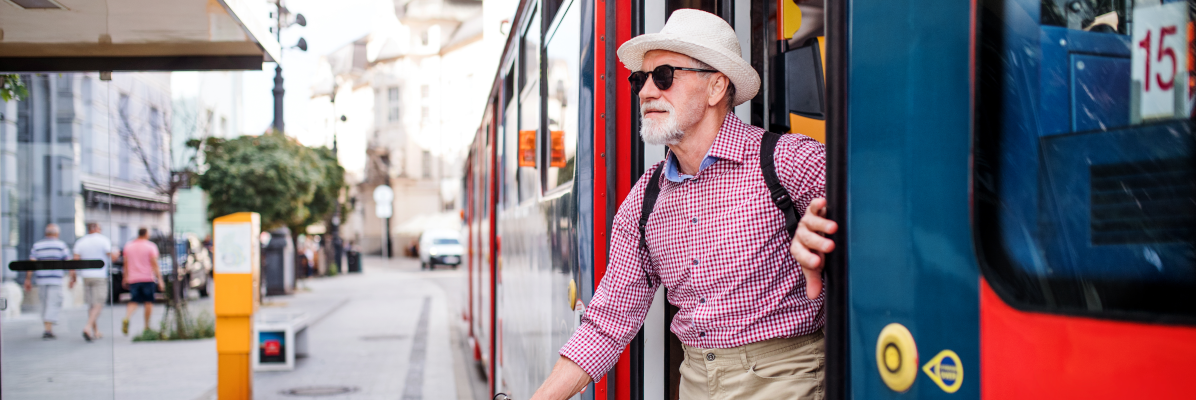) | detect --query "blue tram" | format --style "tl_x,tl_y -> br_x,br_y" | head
461,0 -> 1195,398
